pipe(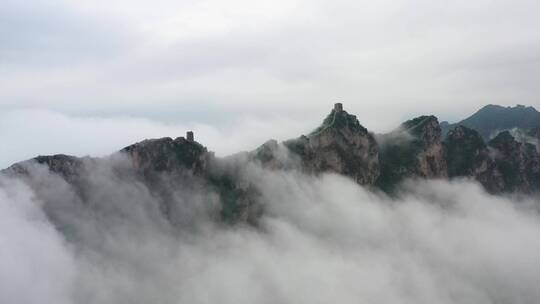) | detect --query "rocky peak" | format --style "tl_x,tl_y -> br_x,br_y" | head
303,105 -> 379,184
441,126 -> 540,194
256,104 -> 380,185
401,115 -> 442,146
446,125 -> 485,146
443,125 -> 503,192
486,131 -> 540,193
488,131 -> 519,151
121,134 -> 211,175
309,104 -> 369,137
444,126 -> 488,176
377,115 -> 447,192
